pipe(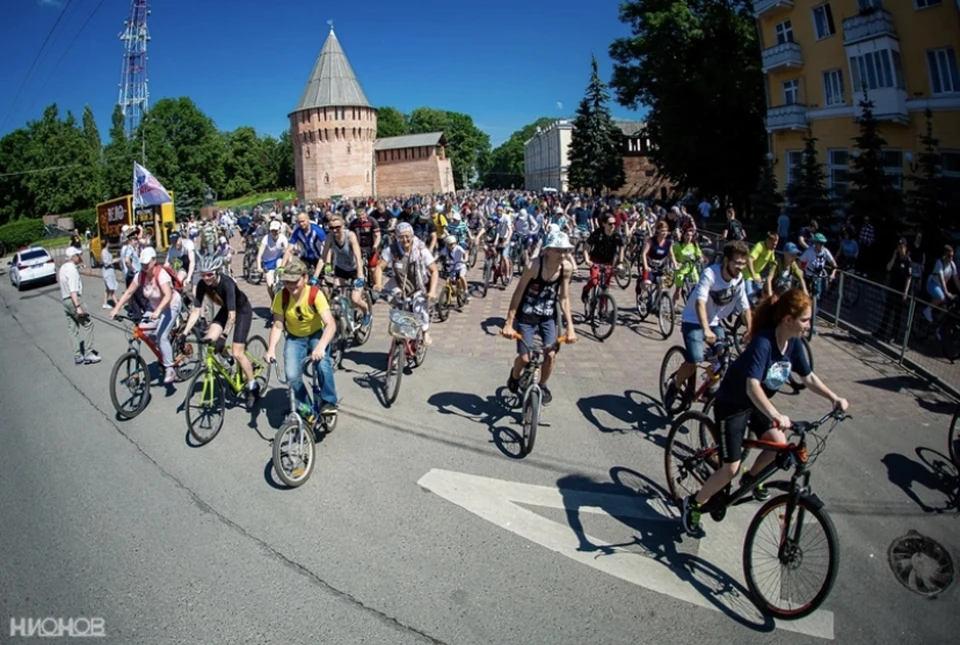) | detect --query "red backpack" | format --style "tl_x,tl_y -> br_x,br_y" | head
140,264 -> 184,292
281,285 -> 323,314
